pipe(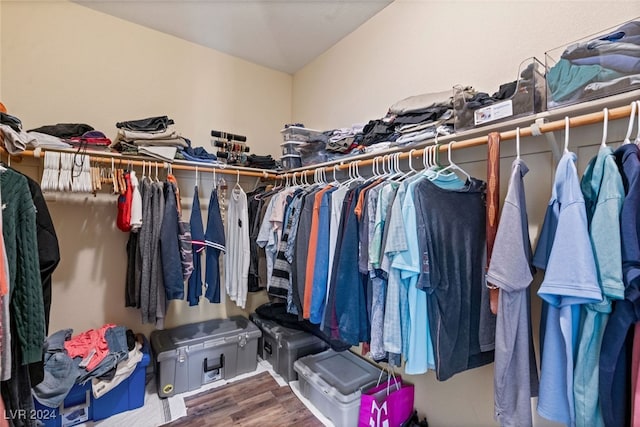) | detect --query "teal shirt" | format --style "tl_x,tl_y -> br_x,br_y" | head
574,146 -> 624,427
